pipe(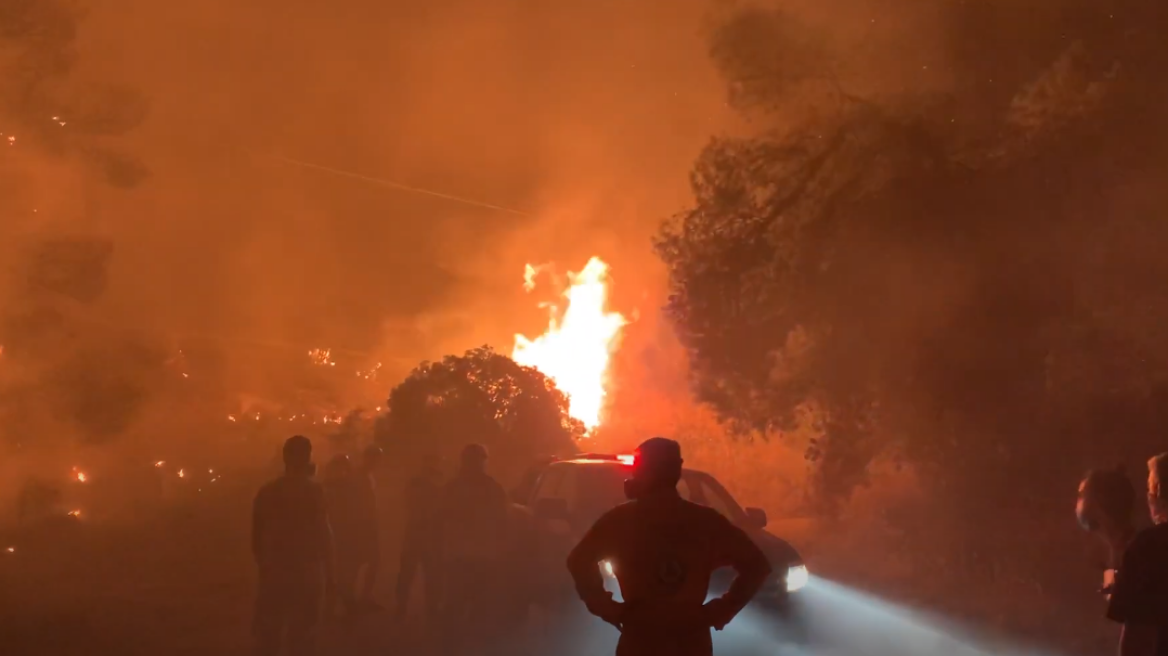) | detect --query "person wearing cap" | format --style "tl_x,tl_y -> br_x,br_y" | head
439,443 -> 508,652
251,435 -> 335,656
1076,466 -> 1138,599
1108,453 -> 1168,656
395,452 -> 444,620
566,437 -> 772,656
